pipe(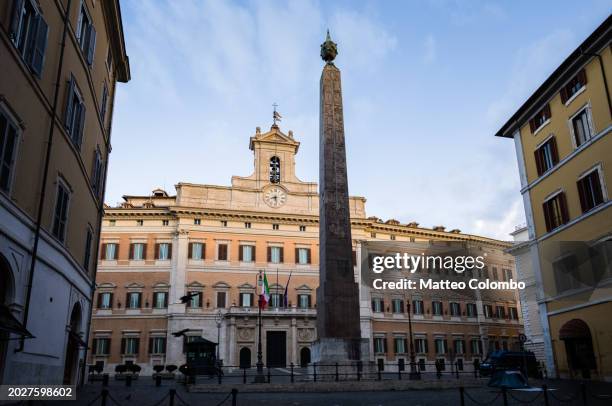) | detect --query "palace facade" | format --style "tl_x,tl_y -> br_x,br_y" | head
89,124 -> 524,375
